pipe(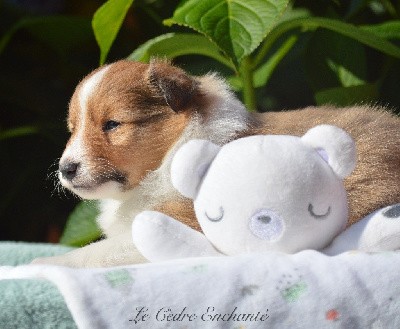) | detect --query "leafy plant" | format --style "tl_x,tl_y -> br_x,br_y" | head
93,0 -> 400,111
60,201 -> 101,247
